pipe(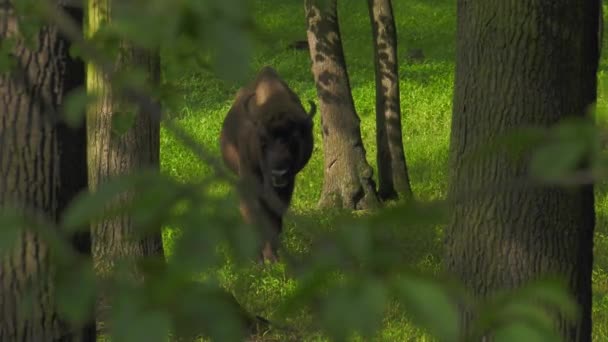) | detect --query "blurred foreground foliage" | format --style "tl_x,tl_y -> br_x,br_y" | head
1,0 -> 605,341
